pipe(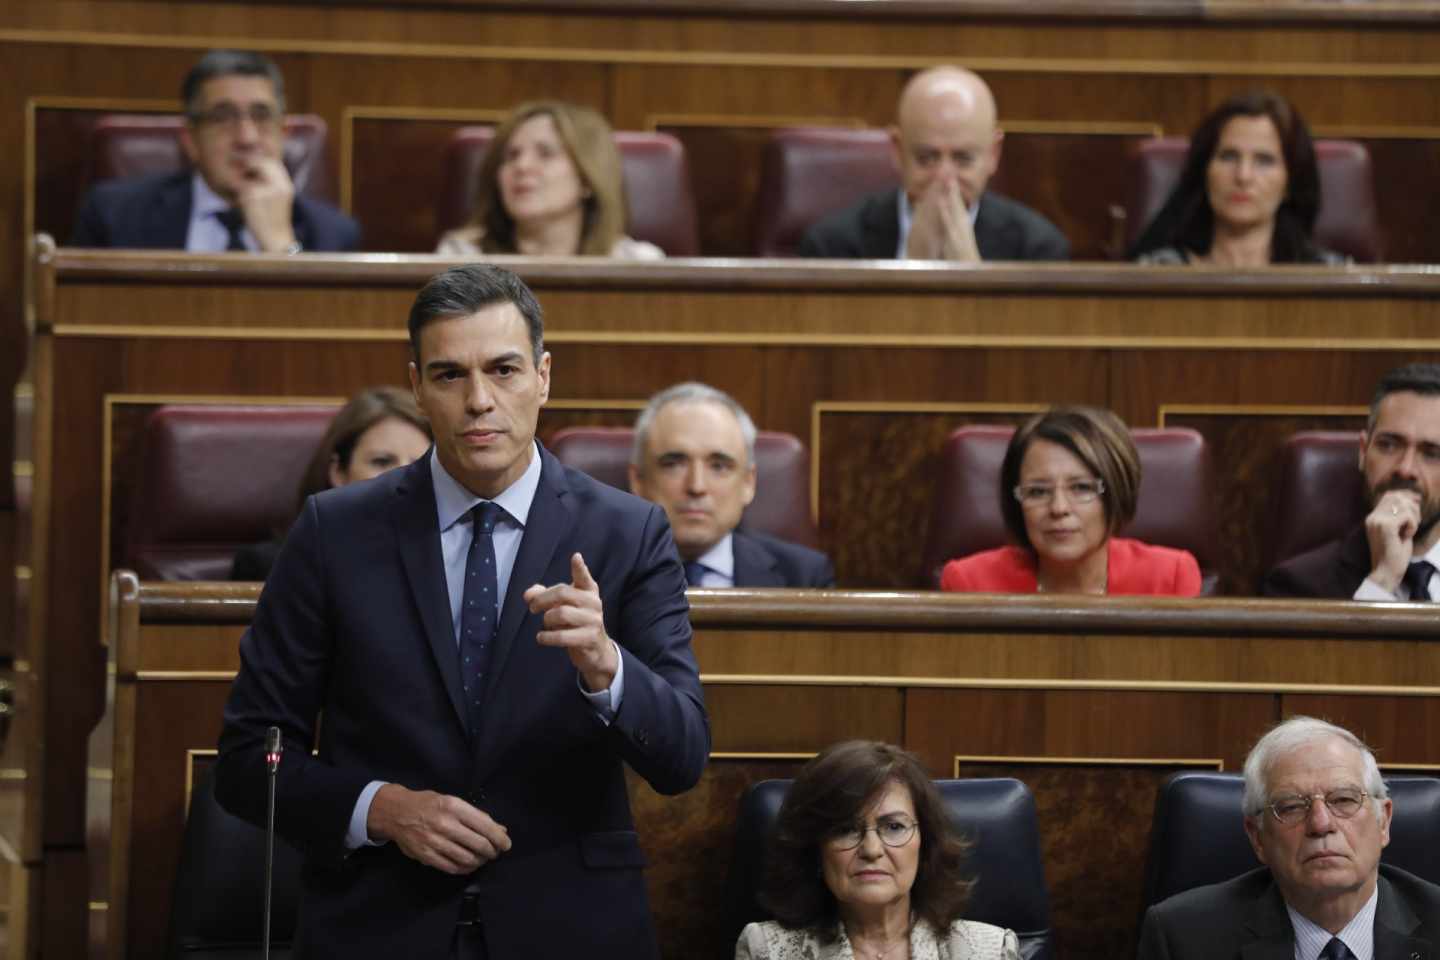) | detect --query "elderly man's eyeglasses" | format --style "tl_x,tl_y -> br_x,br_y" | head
1013,479 -> 1105,508
1263,787 -> 1369,826
190,103 -> 281,131
828,815 -> 918,850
